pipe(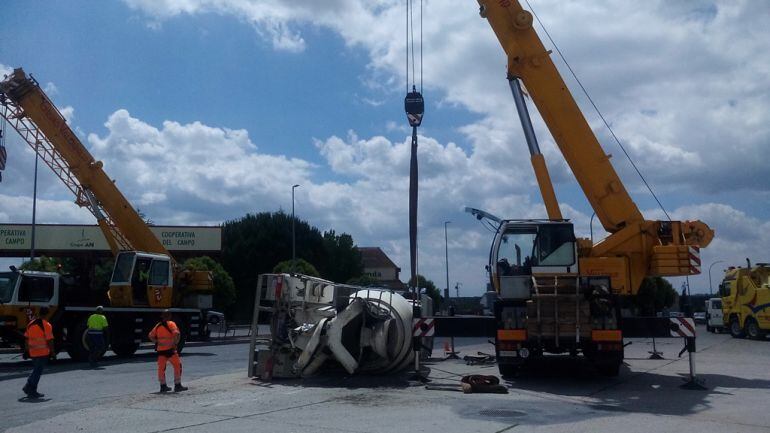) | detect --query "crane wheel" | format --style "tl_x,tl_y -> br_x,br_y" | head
65,319 -> 104,362
498,363 -> 520,377
111,338 -> 139,358
729,317 -> 745,339
746,319 -> 766,340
